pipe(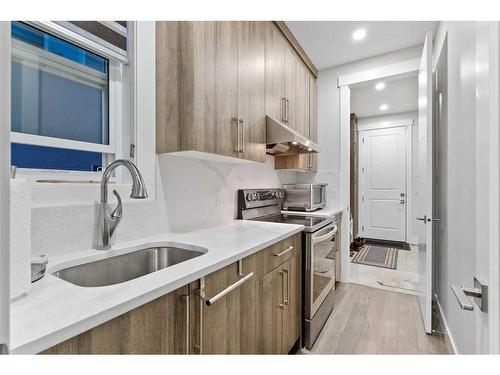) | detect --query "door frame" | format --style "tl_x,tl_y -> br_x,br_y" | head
357,121 -> 413,244
0,21 -> 11,354
338,59 -> 419,283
